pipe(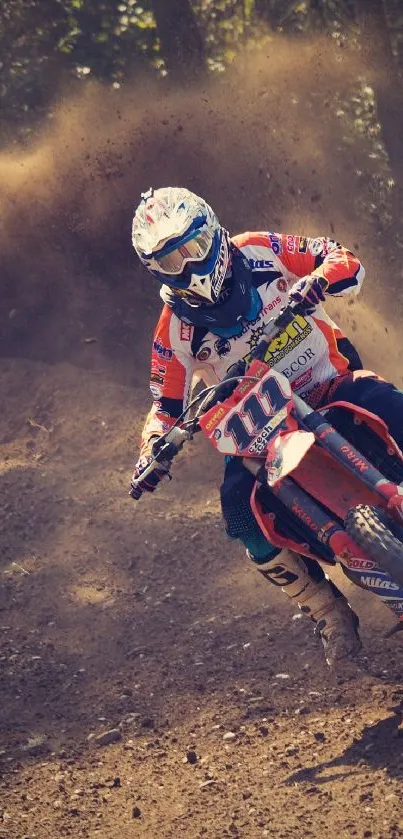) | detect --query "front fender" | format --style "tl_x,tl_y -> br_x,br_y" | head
265,429 -> 316,486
